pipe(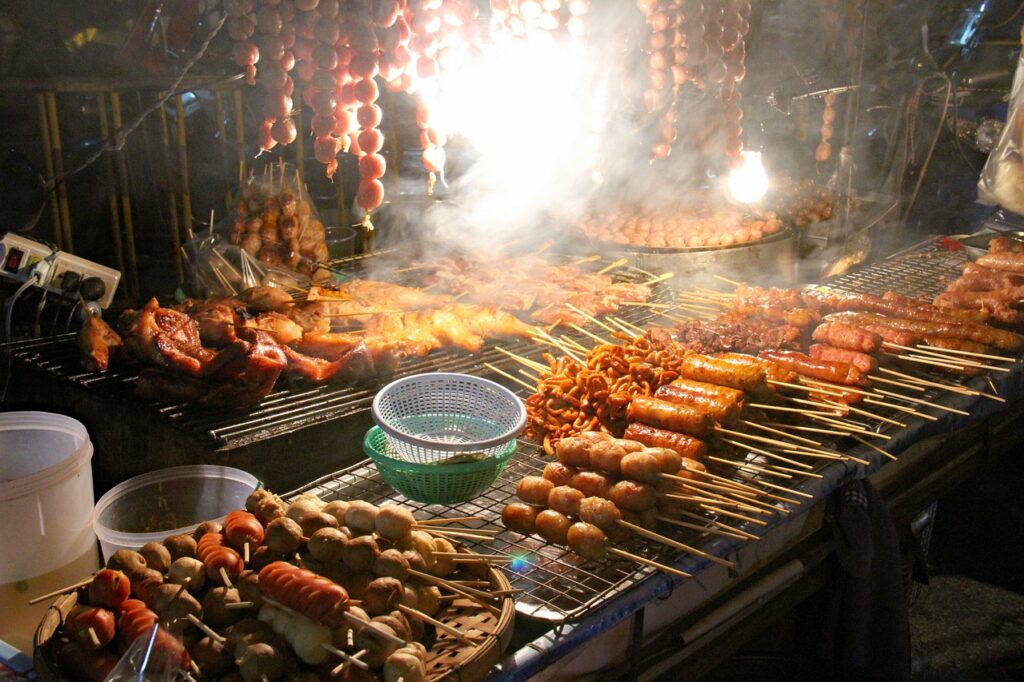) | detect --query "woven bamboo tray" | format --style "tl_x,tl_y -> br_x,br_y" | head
33,556 -> 514,680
